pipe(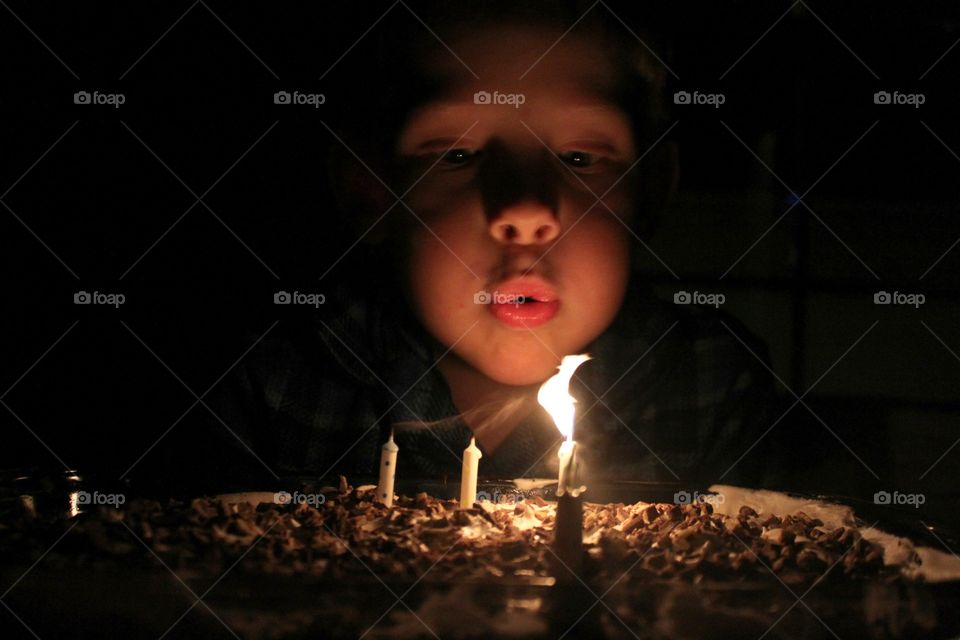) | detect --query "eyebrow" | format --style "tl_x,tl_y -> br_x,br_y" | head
403,99 -> 630,131
552,103 -> 632,123
397,94 -> 636,157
